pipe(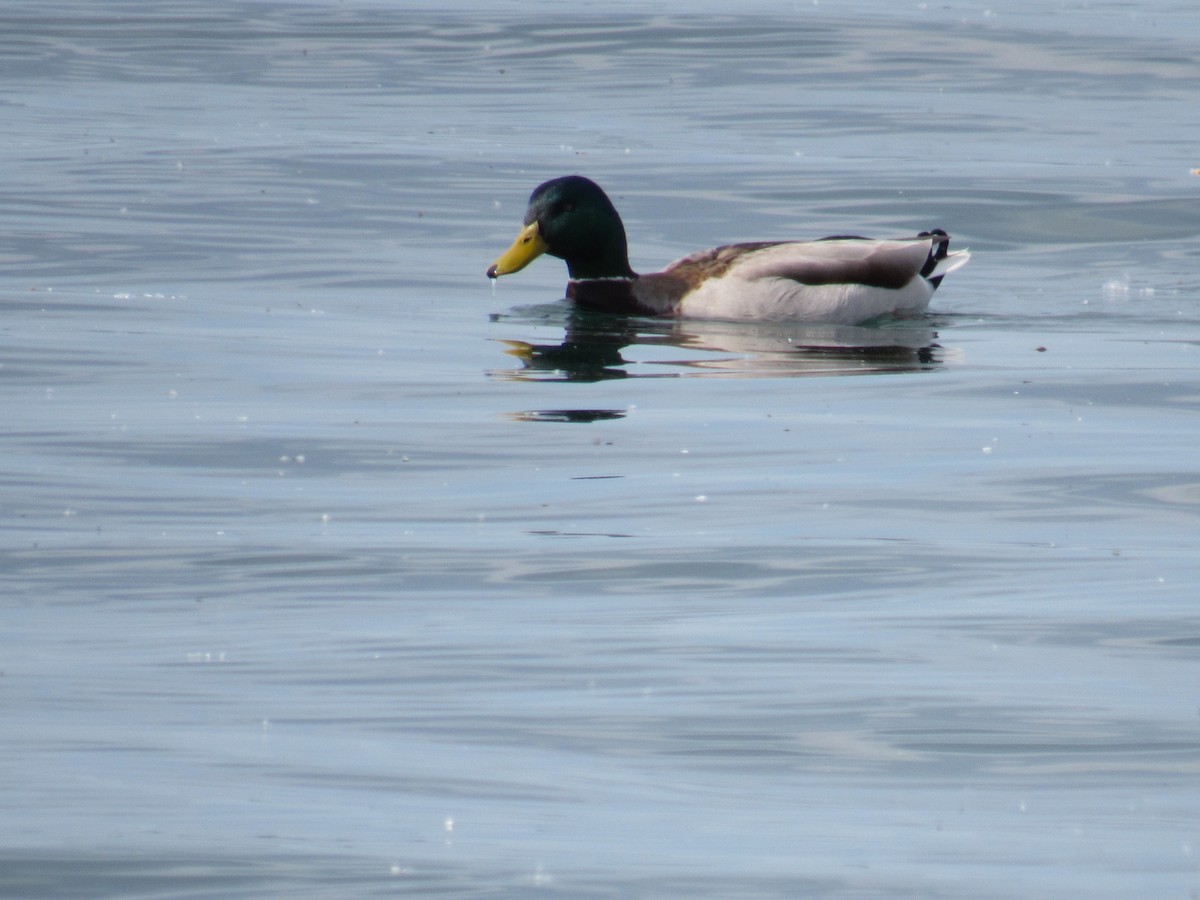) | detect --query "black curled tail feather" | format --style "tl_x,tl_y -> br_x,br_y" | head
917,229 -> 951,287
